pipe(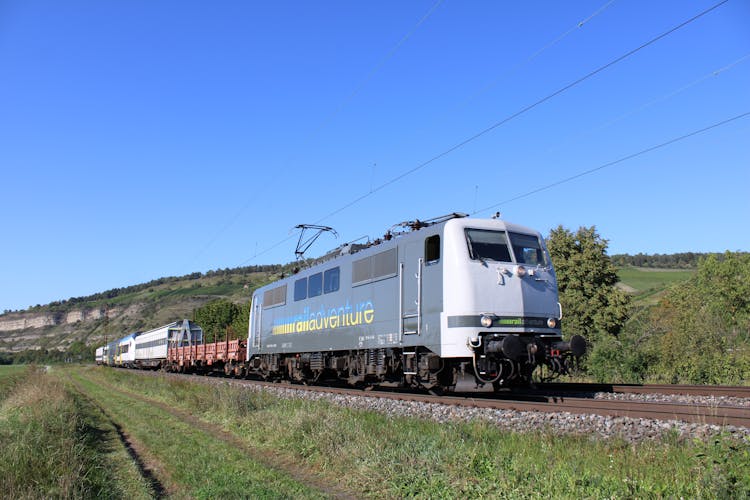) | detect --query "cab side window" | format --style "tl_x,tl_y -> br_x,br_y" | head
425,235 -> 440,263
